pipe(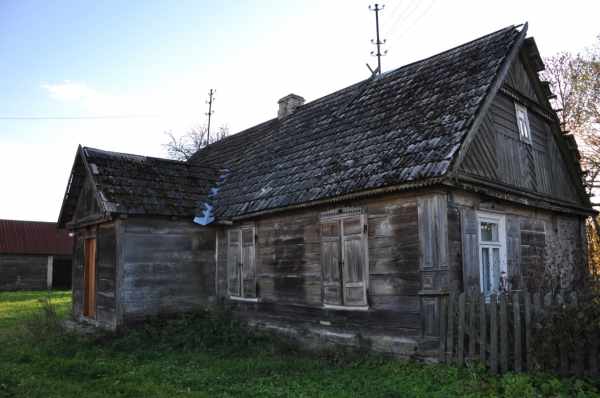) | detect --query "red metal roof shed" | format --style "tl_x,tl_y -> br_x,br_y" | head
0,220 -> 73,255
